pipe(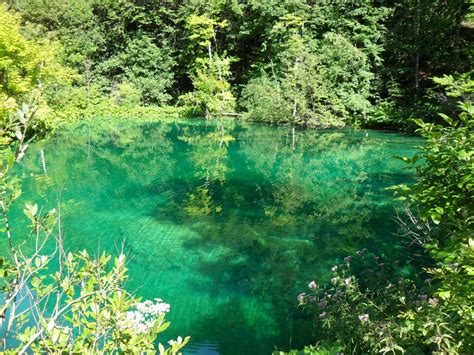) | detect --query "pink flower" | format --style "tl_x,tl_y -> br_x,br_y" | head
297,293 -> 306,303
308,281 -> 318,290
